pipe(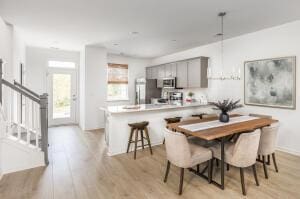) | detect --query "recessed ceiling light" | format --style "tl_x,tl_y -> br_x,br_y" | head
131,31 -> 139,35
